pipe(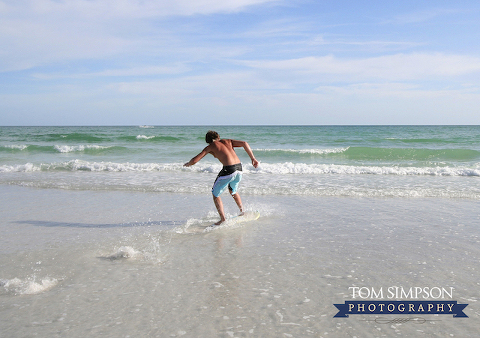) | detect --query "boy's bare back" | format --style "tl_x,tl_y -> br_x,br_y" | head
206,139 -> 241,166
